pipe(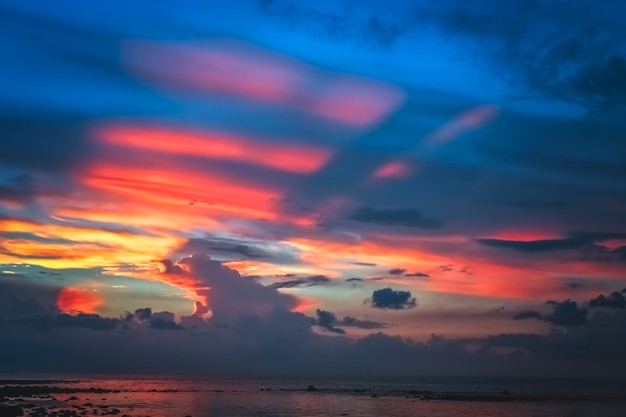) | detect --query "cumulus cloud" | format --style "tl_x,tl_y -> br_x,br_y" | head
150,311 -> 184,330
369,287 -> 417,310
589,289 -> 626,309
161,253 -> 298,323
388,268 -> 406,275
513,300 -> 588,327
348,207 -> 442,229
134,307 -> 152,321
